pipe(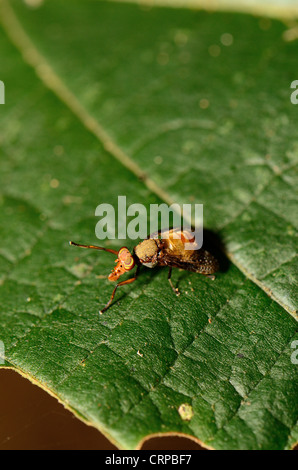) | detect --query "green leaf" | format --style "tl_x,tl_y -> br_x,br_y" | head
0,0 -> 297,450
